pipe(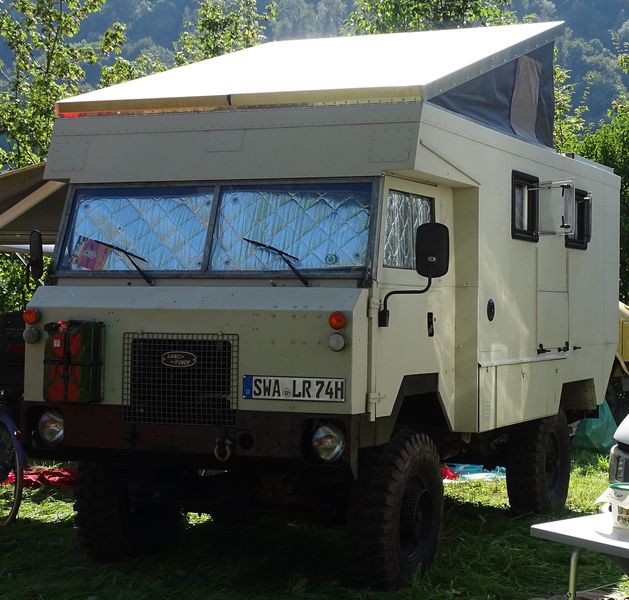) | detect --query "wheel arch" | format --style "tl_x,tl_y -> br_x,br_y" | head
559,378 -> 599,422
360,374 -> 451,449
